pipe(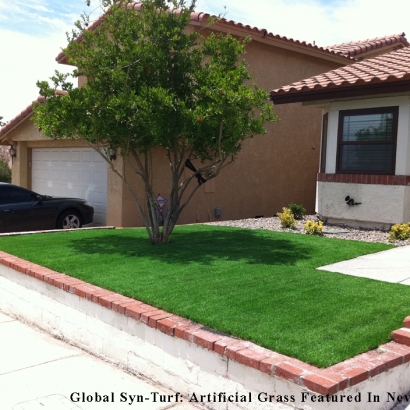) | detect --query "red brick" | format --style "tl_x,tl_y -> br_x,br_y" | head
313,370 -> 349,391
302,373 -> 339,395
225,341 -> 252,360
97,293 -> 126,309
260,354 -> 288,375
235,349 -> 269,370
157,318 -> 178,335
64,280 -> 85,292
112,300 -> 143,314
89,289 -> 112,302
125,304 -> 157,321
381,342 -> 410,363
379,351 -> 403,370
340,366 -> 368,386
147,312 -> 172,327
181,324 -> 202,342
34,271 -> 46,281
42,273 -> 64,285
353,351 -> 388,376
174,320 -> 196,339
193,331 -> 223,351
274,362 -> 304,383
73,284 -> 94,298
287,358 -> 317,373
403,317 -> 410,328
392,329 -> 410,346
213,337 -> 239,355
52,275 -> 71,289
